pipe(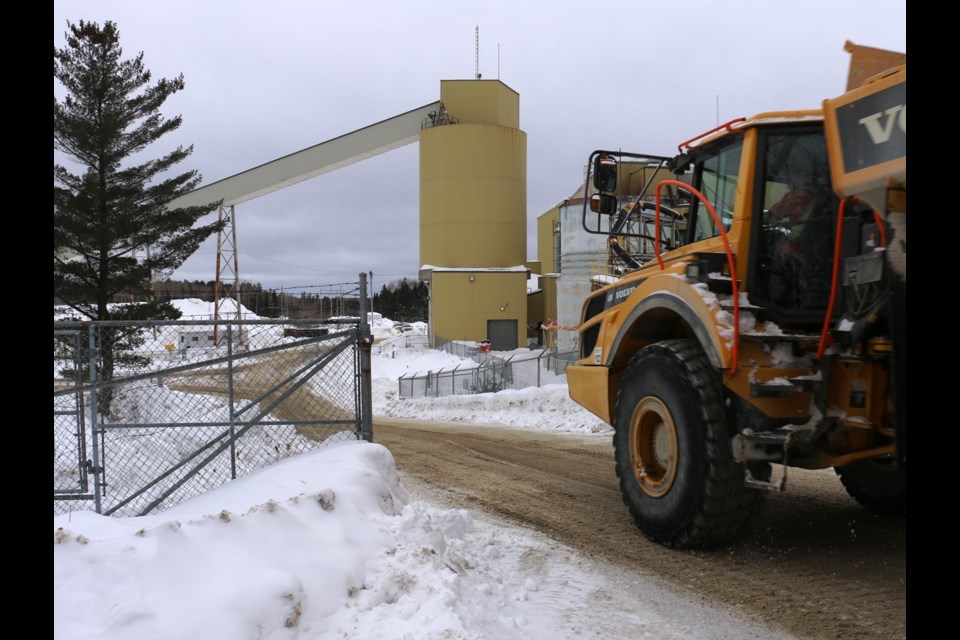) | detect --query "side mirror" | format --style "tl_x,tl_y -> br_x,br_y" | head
593,154 -> 618,192
590,193 -> 619,215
